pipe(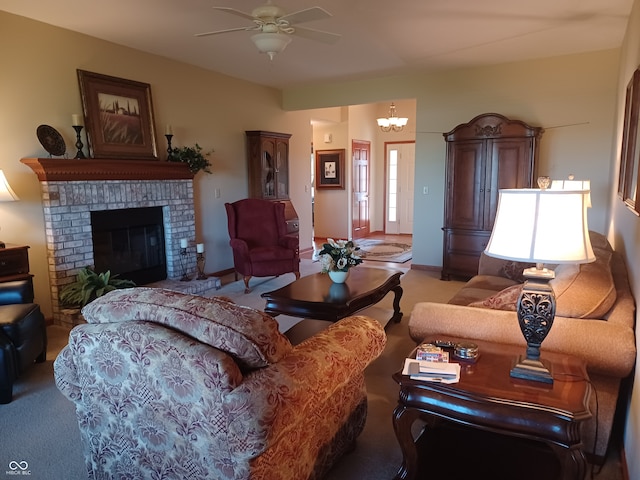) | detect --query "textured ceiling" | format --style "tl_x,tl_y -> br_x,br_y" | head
0,0 -> 633,88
